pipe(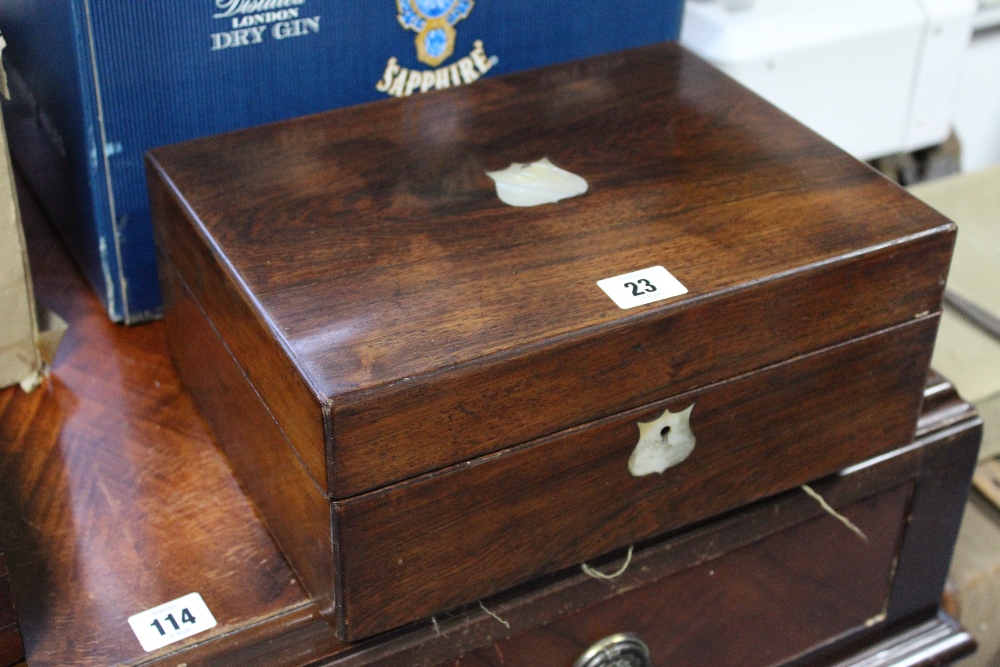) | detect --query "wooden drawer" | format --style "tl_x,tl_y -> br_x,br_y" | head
123,386 -> 977,667
458,484 -> 914,666
336,317 -> 937,638
445,384 -> 982,667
